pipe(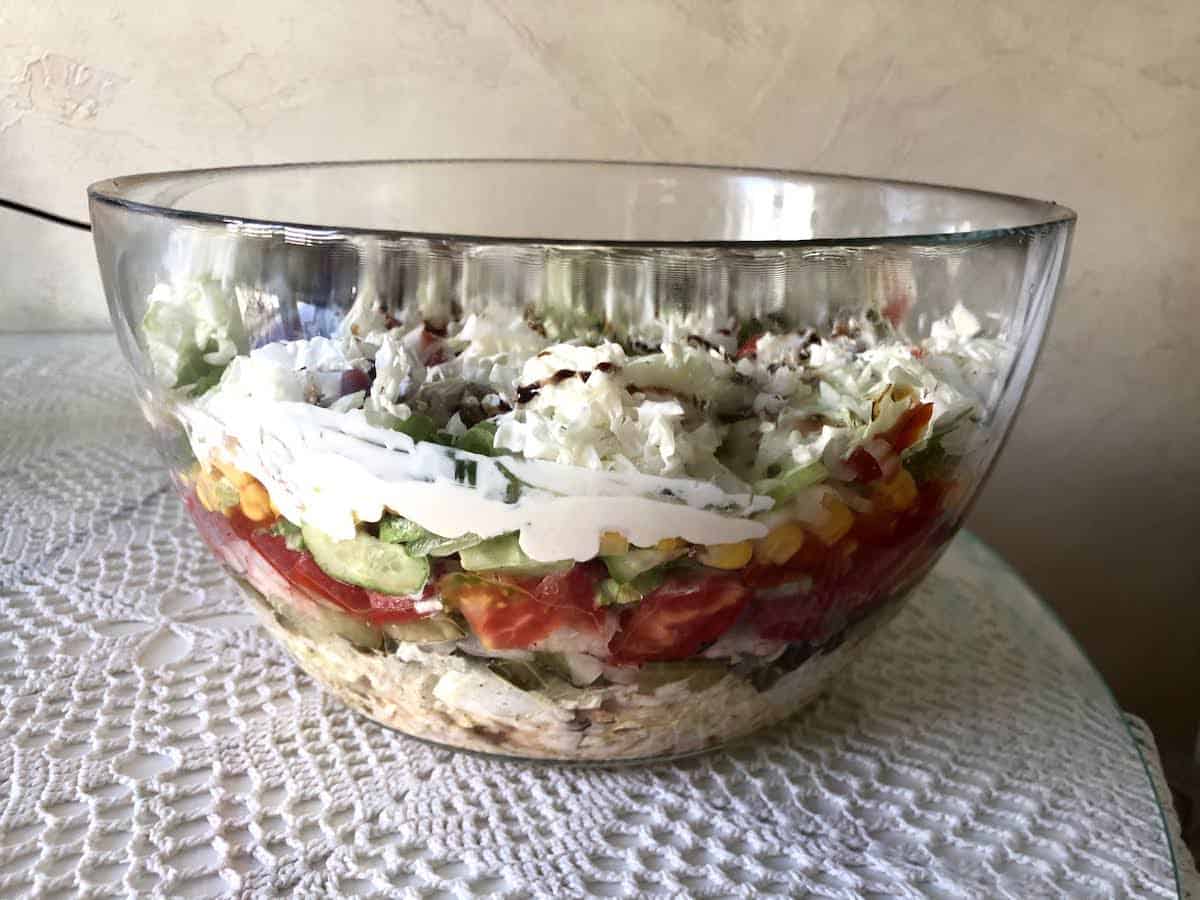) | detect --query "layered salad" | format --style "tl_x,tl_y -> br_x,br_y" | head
145,279 -> 1009,760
